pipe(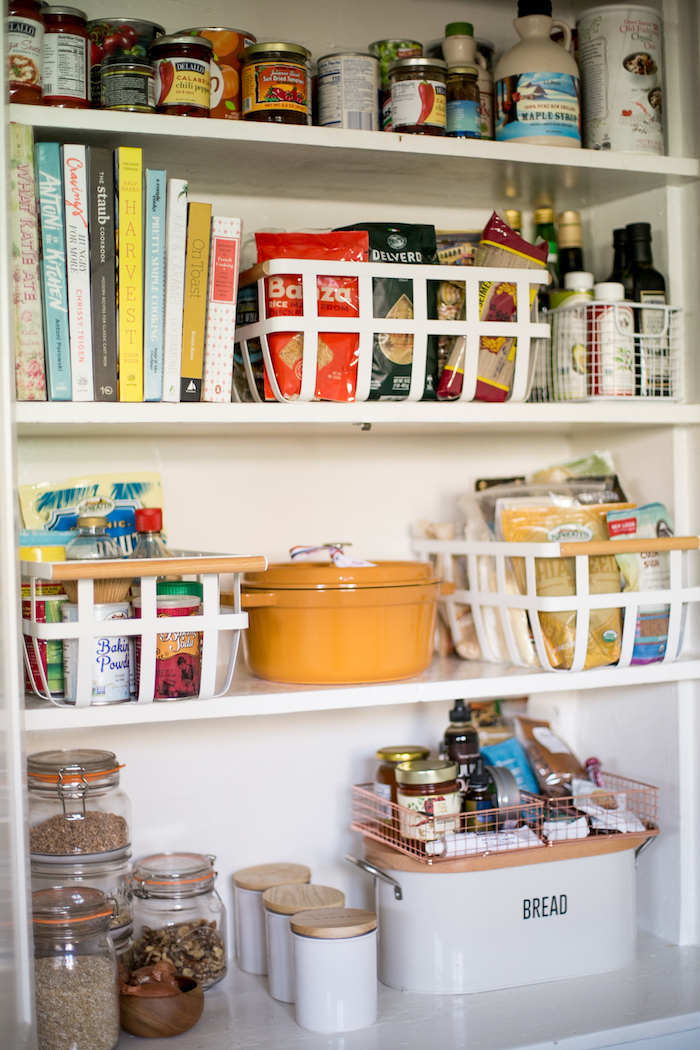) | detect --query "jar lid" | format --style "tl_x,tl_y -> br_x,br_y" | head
132,852 -> 216,893
30,846 -> 132,873
27,749 -> 122,783
376,745 -> 430,763
389,56 -> 447,75
445,22 -> 474,36
150,33 -> 214,52
233,862 -> 311,891
76,515 -> 108,528
32,887 -> 113,926
45,6 -> 87,17
263,883 -> 345,915
157,581 -> 204,599
243,560 -> 438,592
447,65 -> 478,75
395,759 -> 458,785
290,908 -> 376,939
243,42 -> 311,60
